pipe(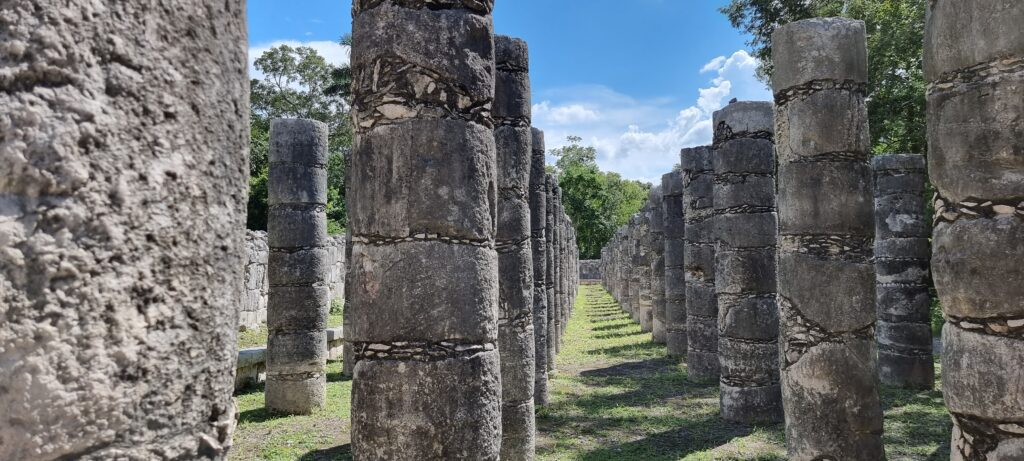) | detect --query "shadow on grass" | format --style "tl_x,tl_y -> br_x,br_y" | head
879,361 -> 951,460
590,321 -> 636,332
298,444 -> 352,461
578,421 -> 780,461
585,341 -> 665,358
593,330 -> 650,340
